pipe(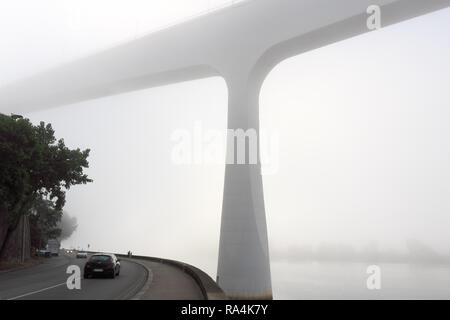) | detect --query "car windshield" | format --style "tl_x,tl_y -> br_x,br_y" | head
89,255 -> 112,262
